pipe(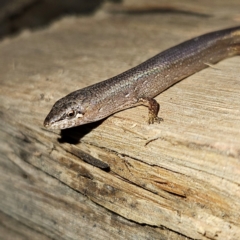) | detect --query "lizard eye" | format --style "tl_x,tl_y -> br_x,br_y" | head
67,110 -> 76,118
